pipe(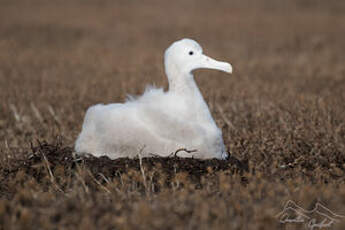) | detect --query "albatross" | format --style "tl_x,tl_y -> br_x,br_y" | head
75,38 -> 232,159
